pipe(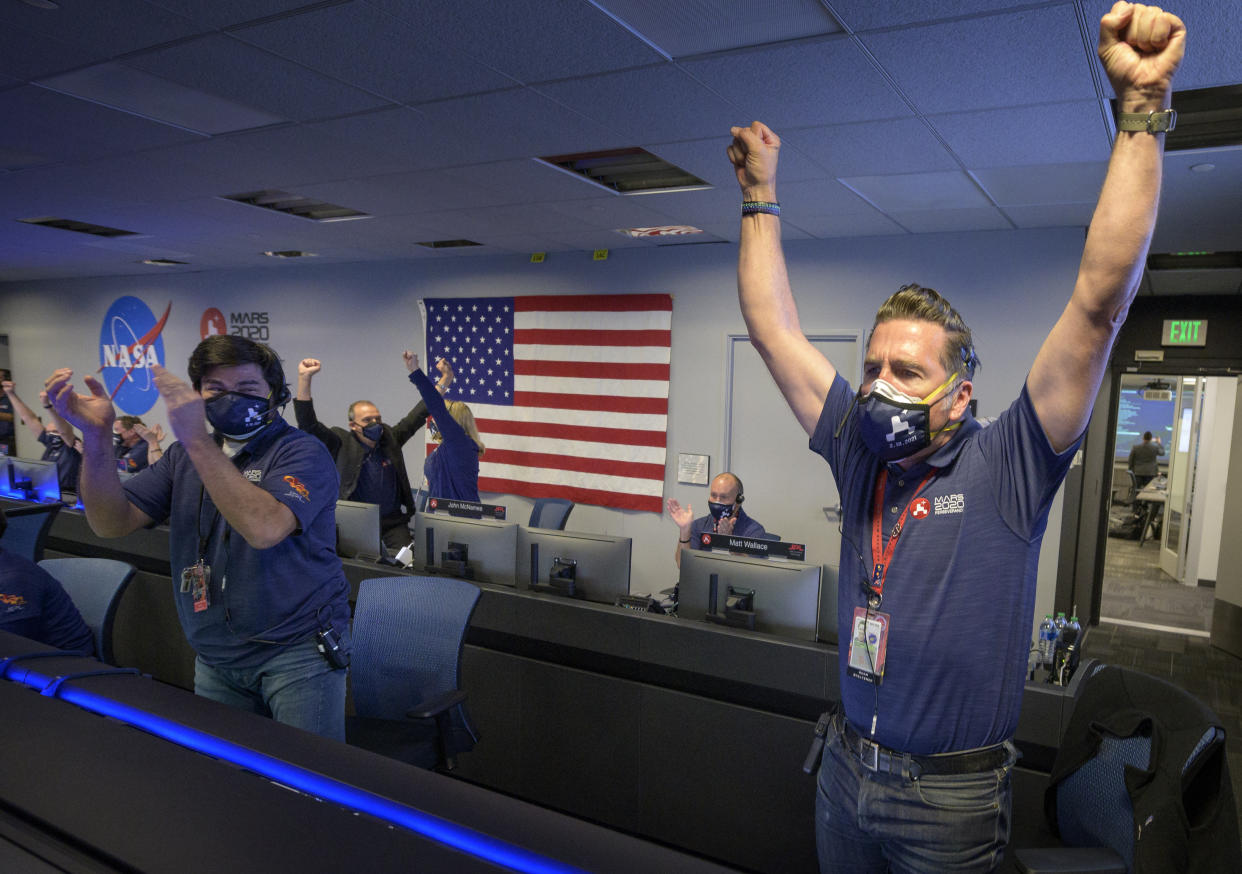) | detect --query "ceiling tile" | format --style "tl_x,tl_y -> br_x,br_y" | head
785,210 -> 907,238
365,0 -> 666,82
145,1 -> 328,29
0,0 -> 205,58
645,136 -> 827,188
932,101 -> 1112,168
829,0 -> 1047,32
596,0 -> 840,57
1002,202 -> 1096,229
839,170 -> 993,211
886,206 -> 1012,234
0,22 -> 108,80
124,34 -> 392,122
859,5 -> 1096,114
438,160 -> 616,206
1164,0 -> 1242,90
680,36 -> 912,129
783,118 -> 959,177
972,161 -> 1109,206
233,3 -> 517,105
776,178 -> 877,215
